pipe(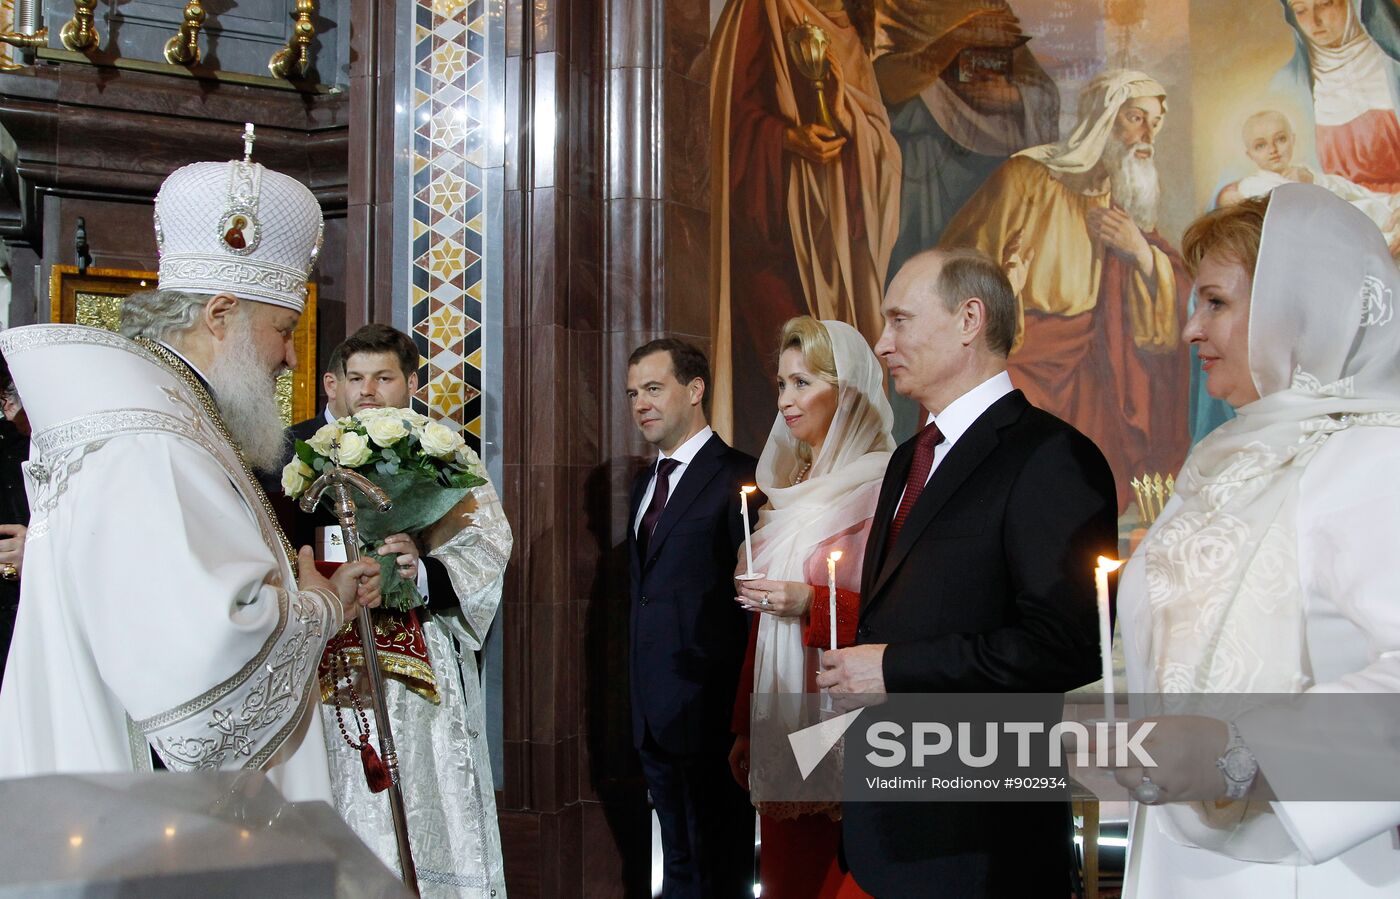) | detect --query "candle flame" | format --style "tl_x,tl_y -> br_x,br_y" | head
1096,556 -> 1124,573
828,551 -> 843,562
741,485 -> 757,494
